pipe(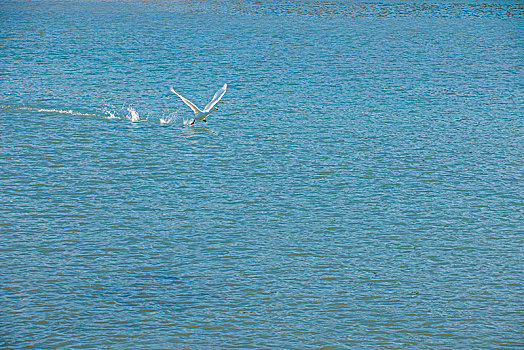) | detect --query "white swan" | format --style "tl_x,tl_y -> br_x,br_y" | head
170,84 -> 227,125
